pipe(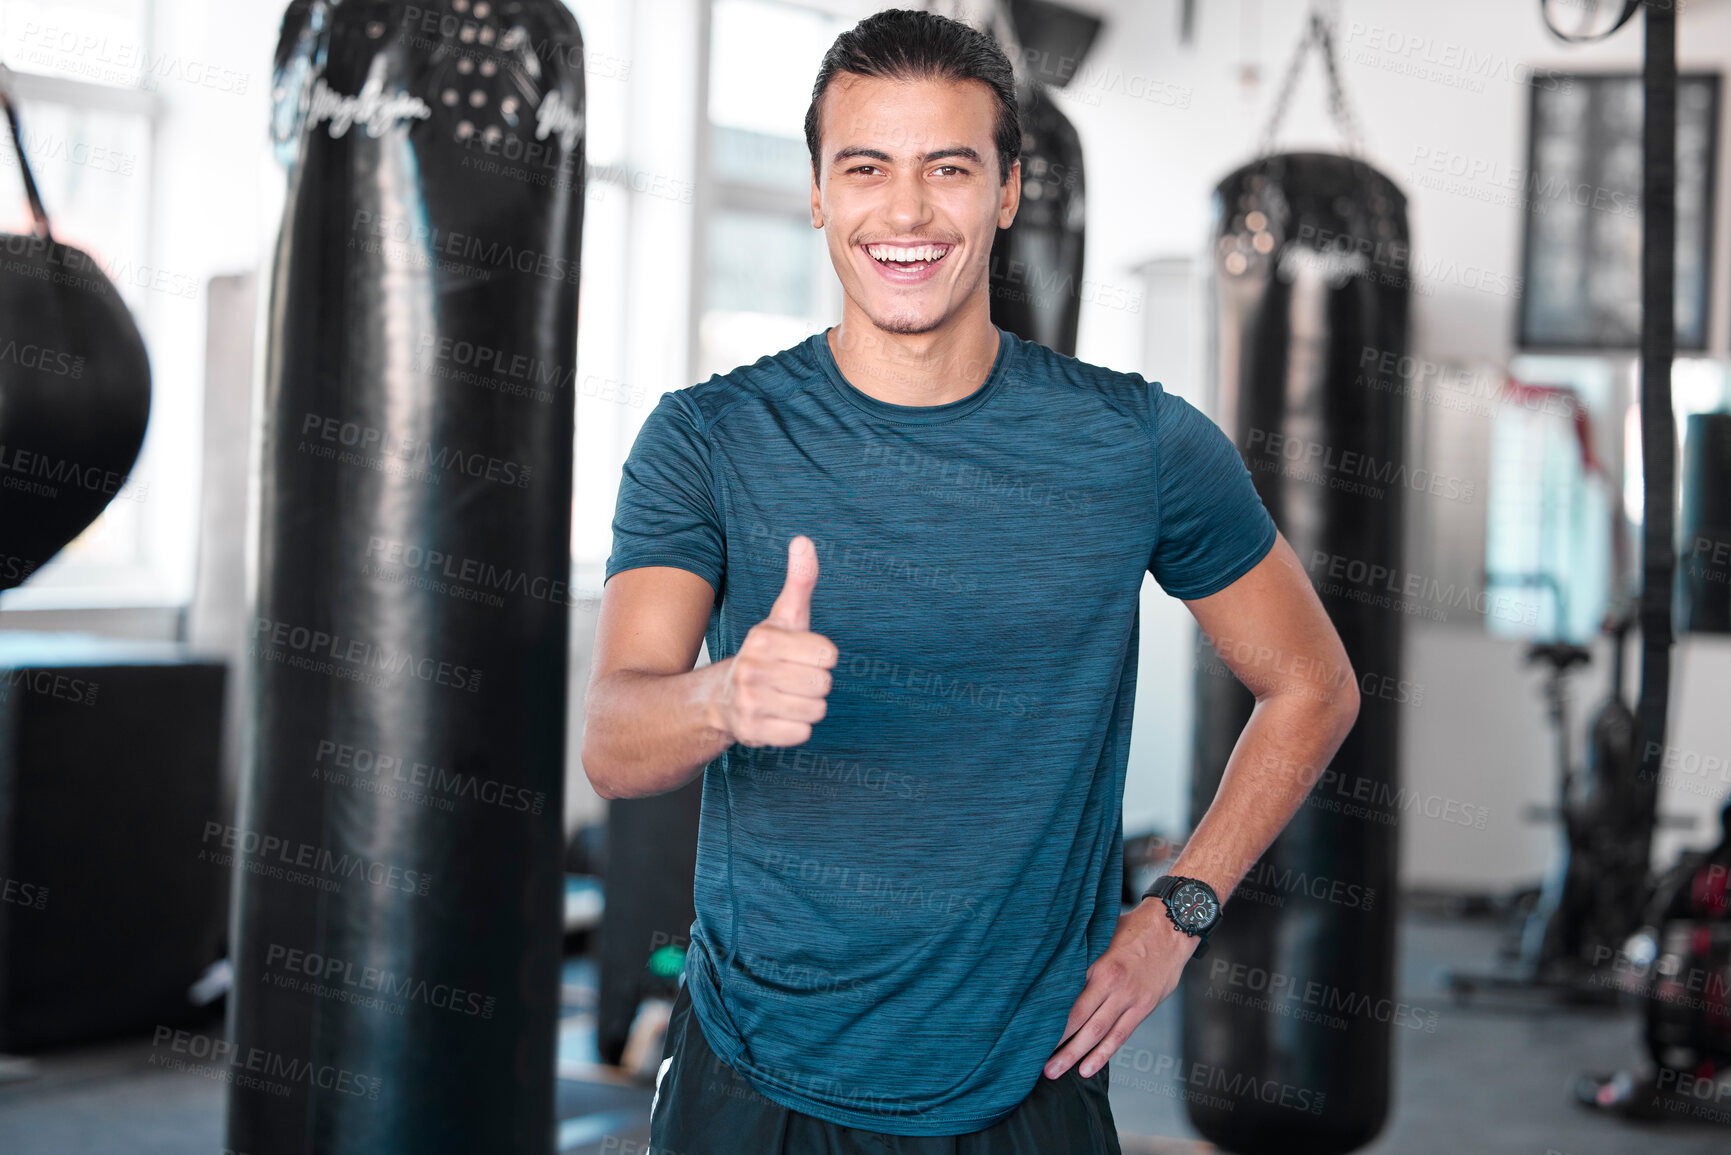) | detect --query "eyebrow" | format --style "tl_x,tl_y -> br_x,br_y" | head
830,145 -> 984,167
